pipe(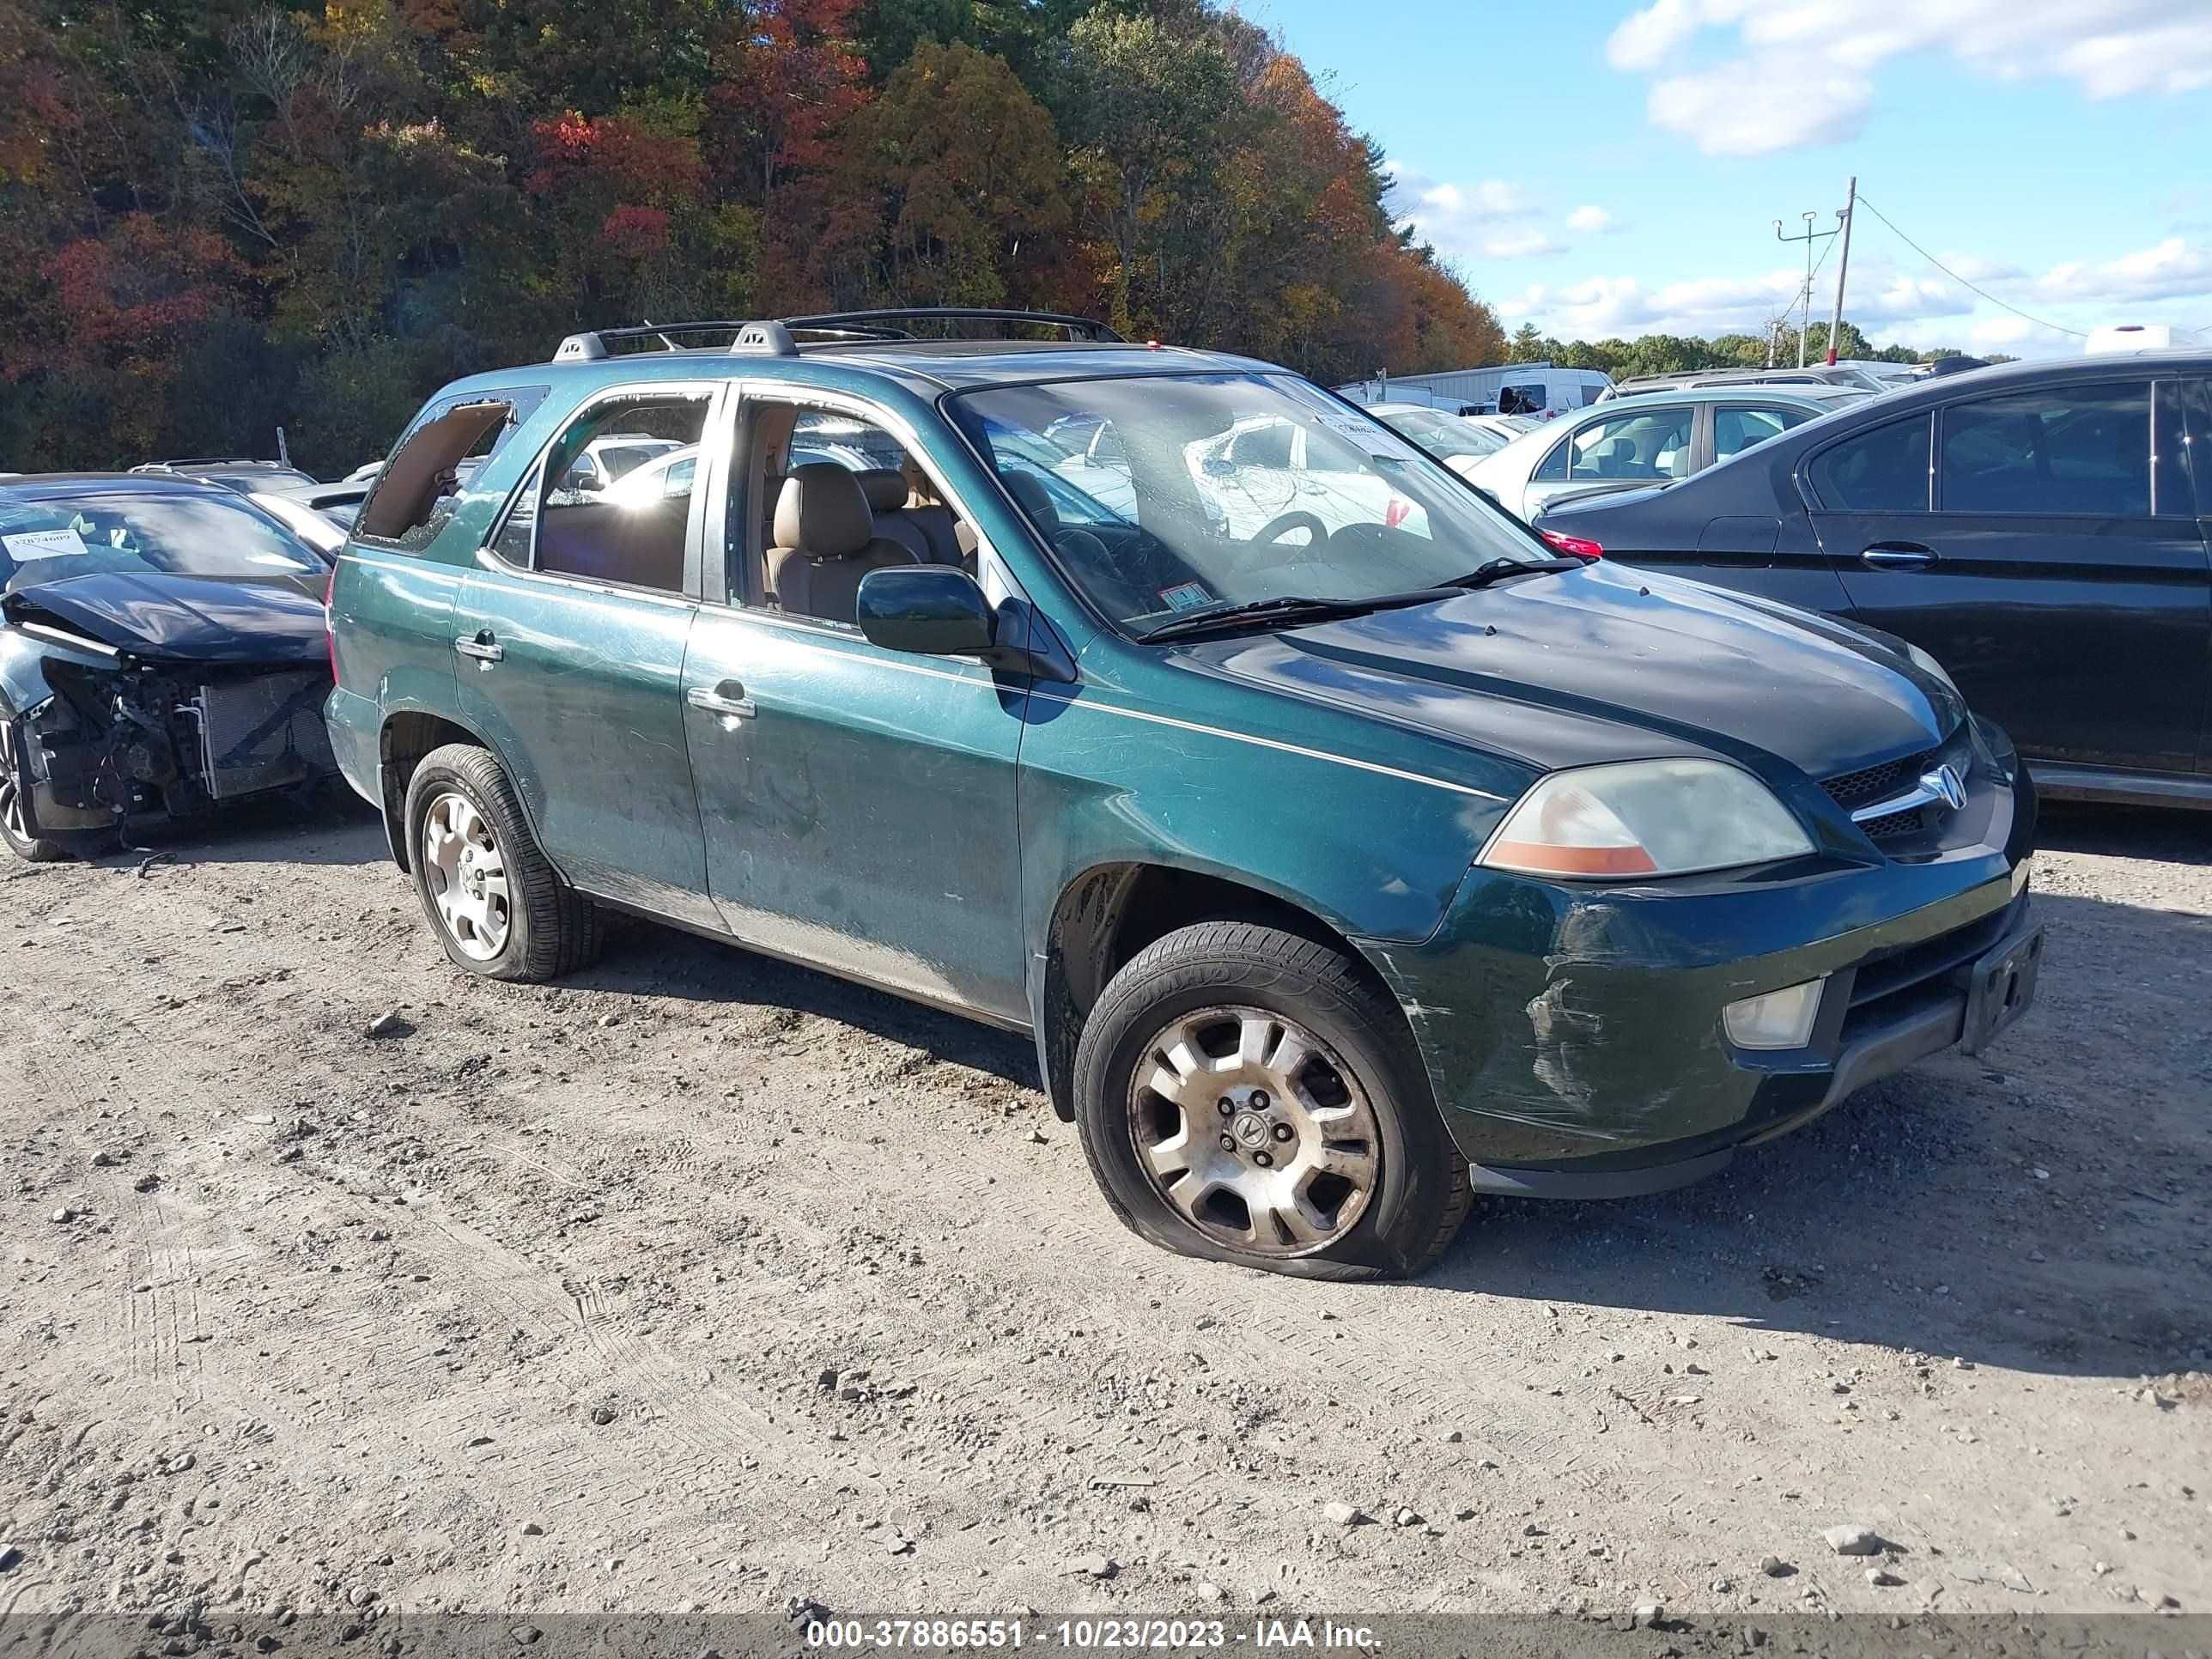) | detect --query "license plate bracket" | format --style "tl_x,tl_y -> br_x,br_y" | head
1962,923 -> 2044,1055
